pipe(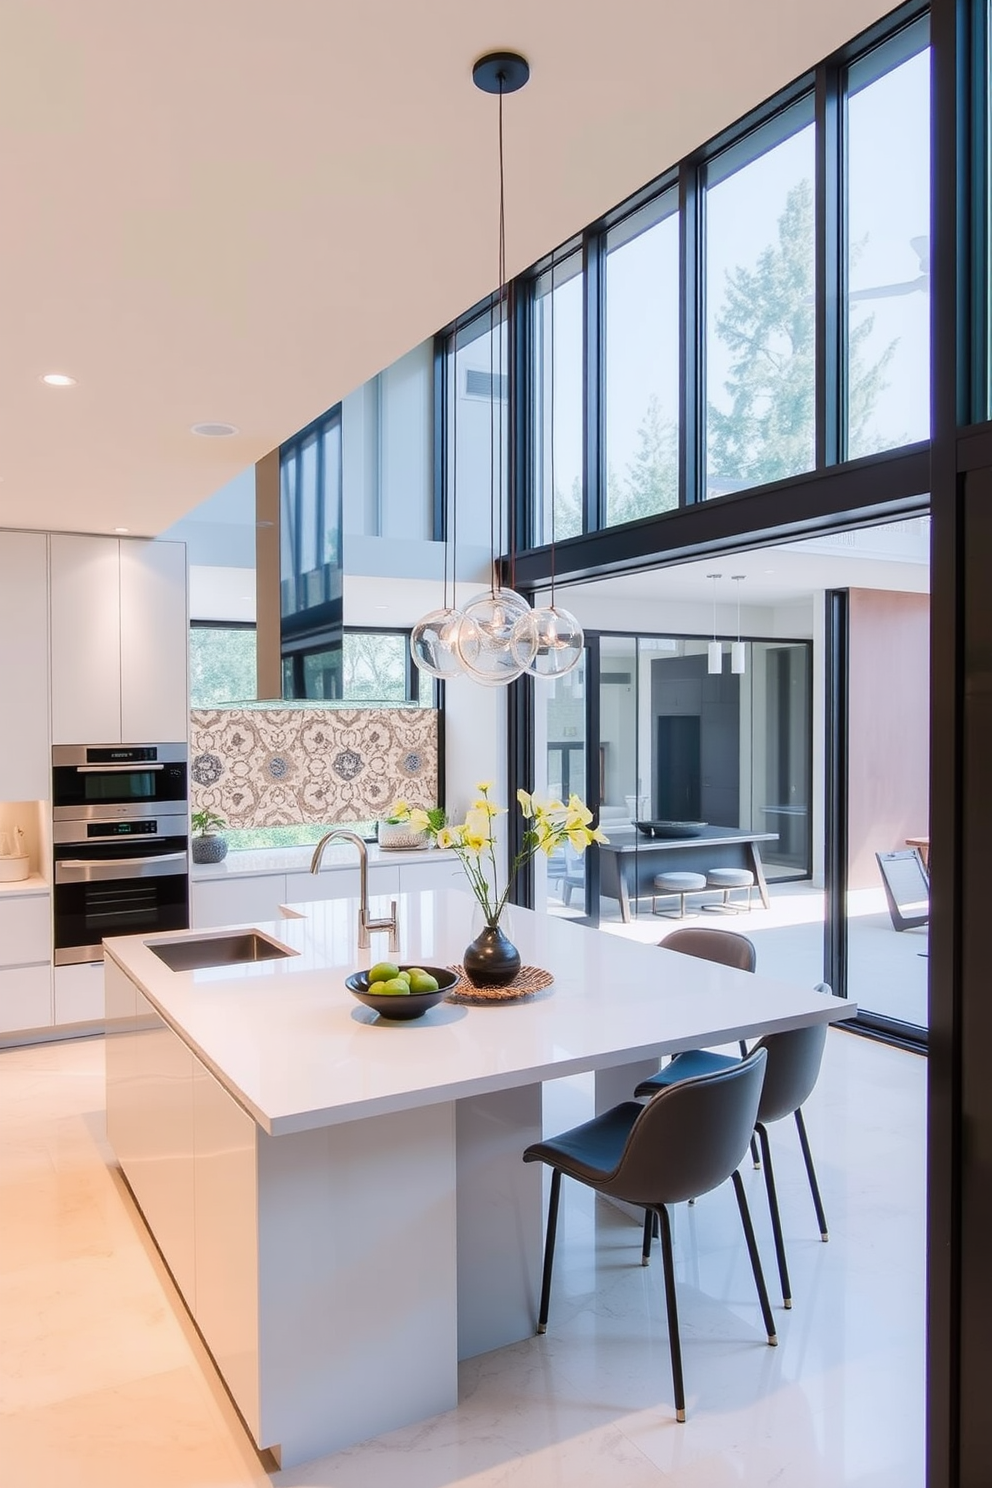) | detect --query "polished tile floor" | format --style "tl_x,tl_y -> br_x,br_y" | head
0,1029 -> 925,1487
